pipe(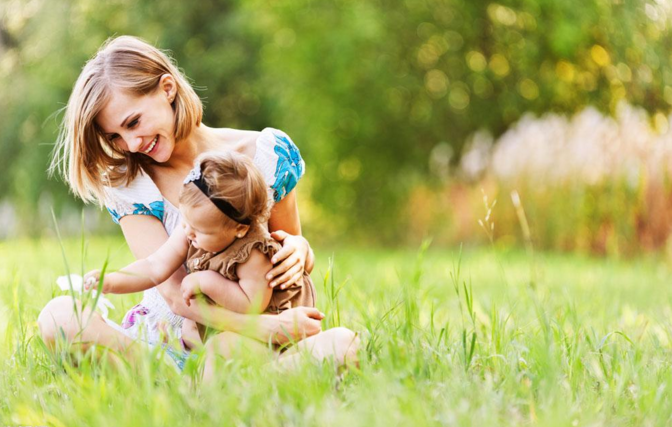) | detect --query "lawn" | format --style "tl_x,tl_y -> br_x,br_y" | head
1,236 -> 672,426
